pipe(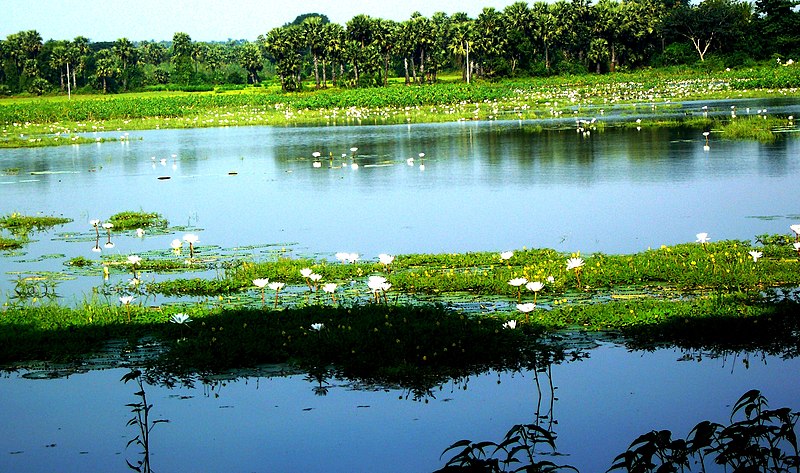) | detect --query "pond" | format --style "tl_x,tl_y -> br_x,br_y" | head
2,99 -> 800,472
